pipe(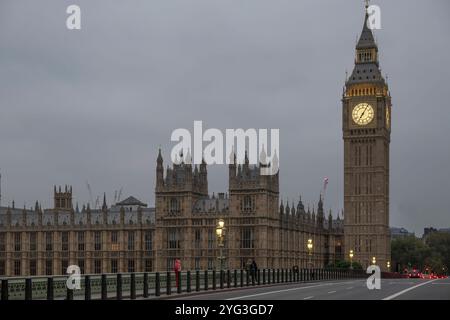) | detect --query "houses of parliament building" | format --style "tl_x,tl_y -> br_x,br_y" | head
0,3 -> 391,276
